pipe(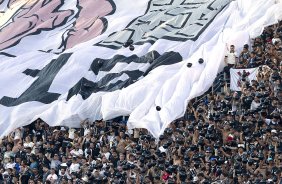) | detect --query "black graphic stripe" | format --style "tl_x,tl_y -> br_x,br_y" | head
0,52 -> 16,57
0,53 -> 72,107
95,0 -> 231,49
66,51 -> 183,101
